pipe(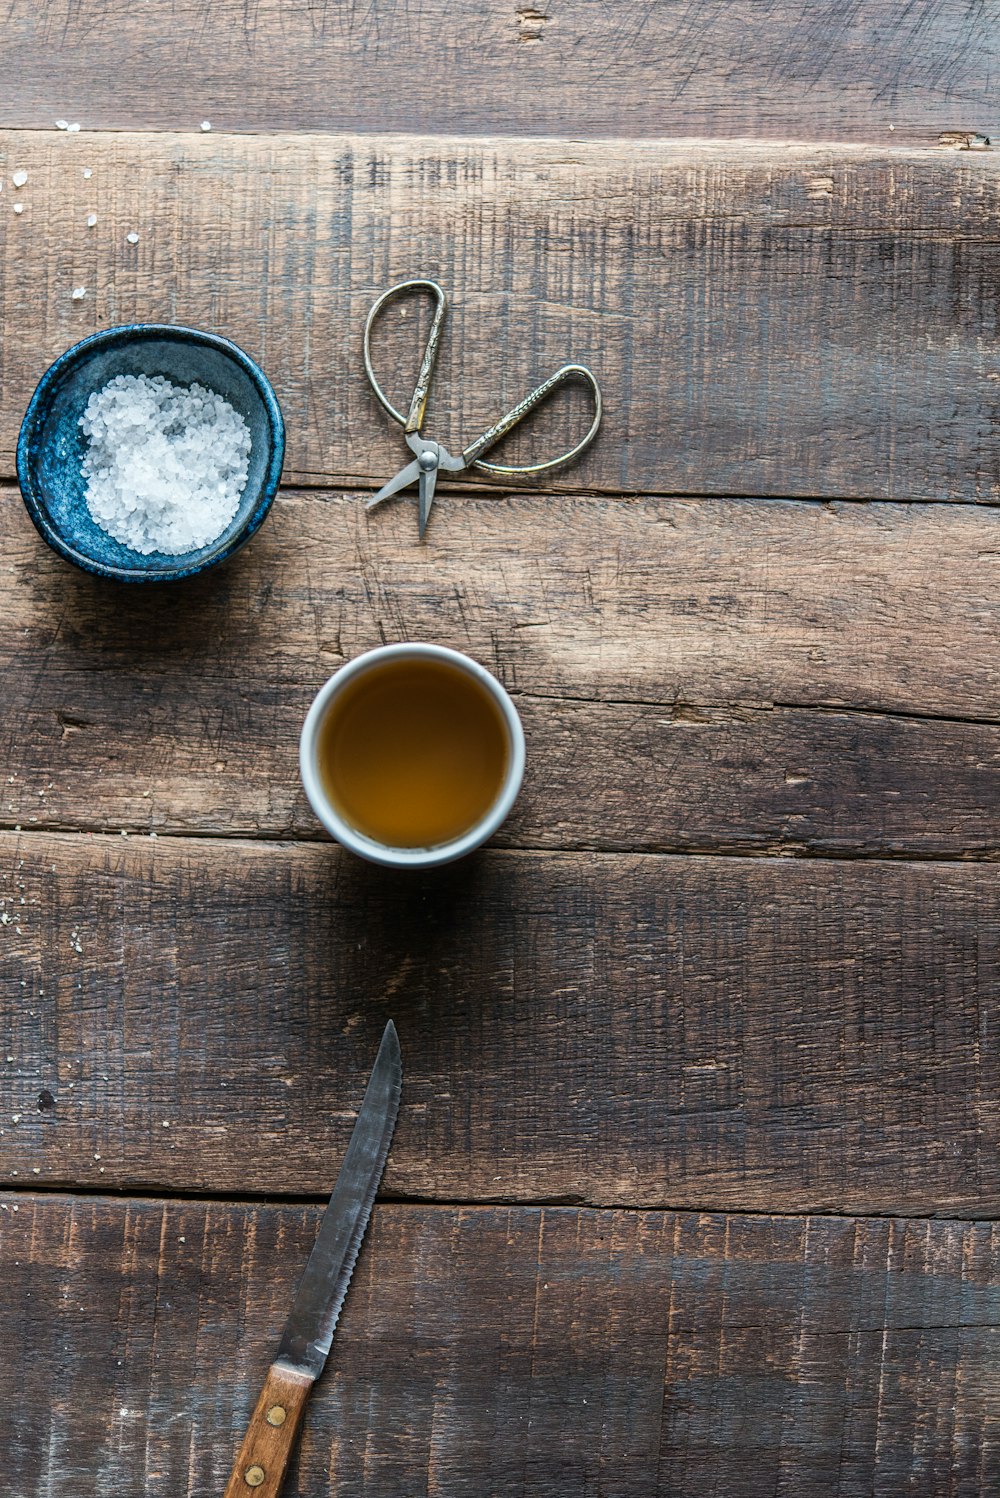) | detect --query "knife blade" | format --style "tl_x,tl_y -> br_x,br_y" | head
223,1021 -> 402,1498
